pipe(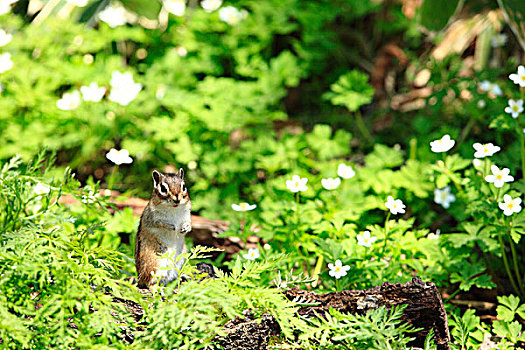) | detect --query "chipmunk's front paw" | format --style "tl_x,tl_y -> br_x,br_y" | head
181,222 -> 192,234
